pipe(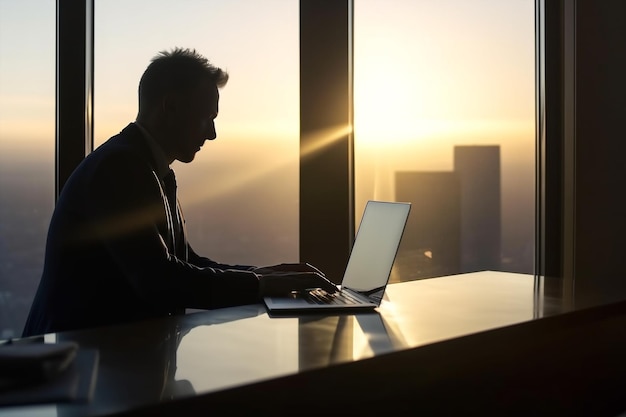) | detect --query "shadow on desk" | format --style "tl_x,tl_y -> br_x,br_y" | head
117,299 -> 626,417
